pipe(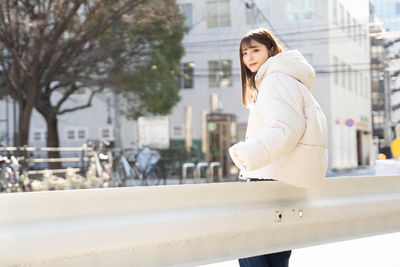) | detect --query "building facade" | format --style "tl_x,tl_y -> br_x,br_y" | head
173,0 -> 372,170
370,0 -> 400,157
